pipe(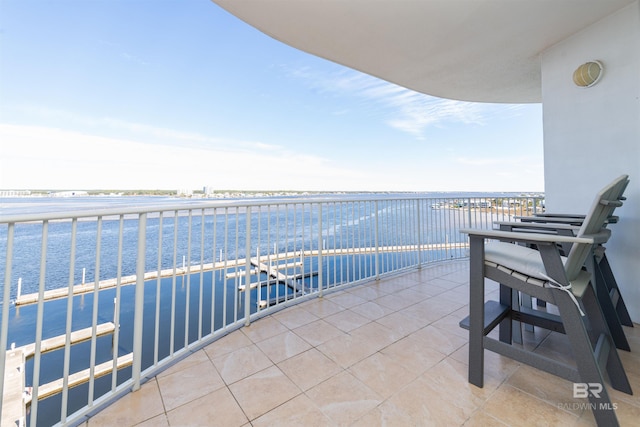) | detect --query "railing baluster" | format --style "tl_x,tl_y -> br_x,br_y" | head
199,210 -> 205,340
88,216 -> 102,406
185,210 -> 193,349
170,211 -> 179,356
132,213 -> 147,391
154,212 -> 164,366
29,220 -> 48,425
112,215 -> 124,390
244,209 -> 252,325
317,204 -> 323,297
60,218 -> 77,423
